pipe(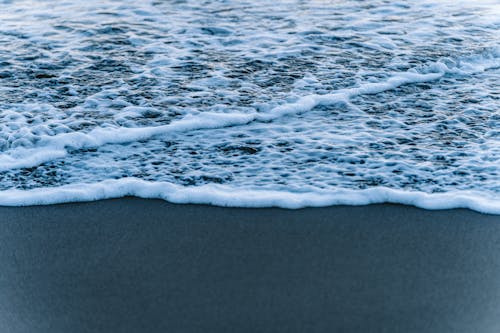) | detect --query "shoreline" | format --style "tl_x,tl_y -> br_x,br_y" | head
1,198 -> 500,332
1,179 -> 499,214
